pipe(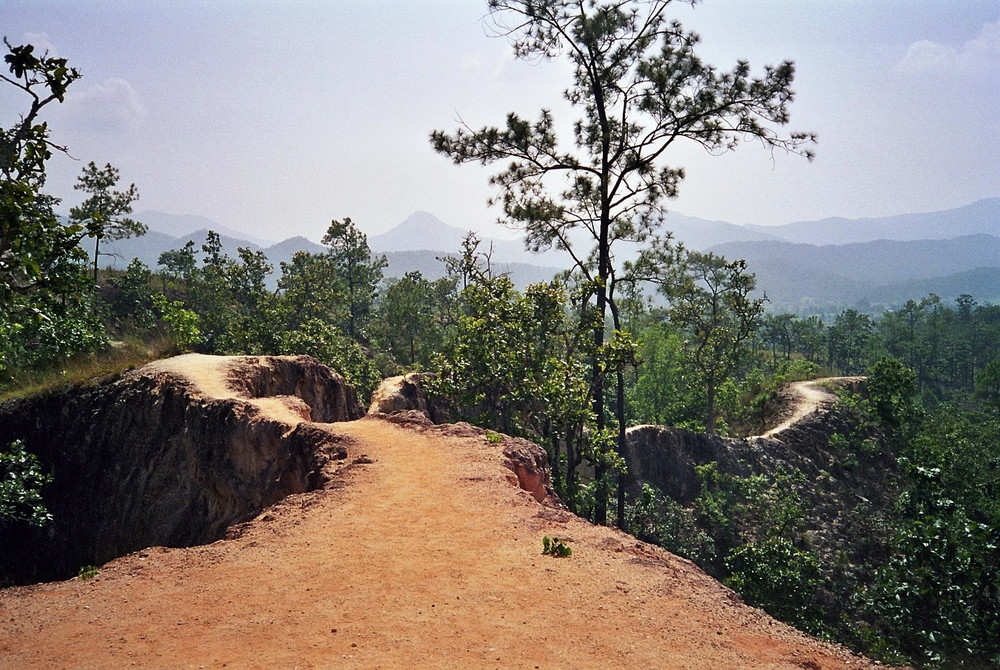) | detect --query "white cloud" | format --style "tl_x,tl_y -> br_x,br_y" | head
896,19 -> 1000,74
62,78 -> 146,133
461,54 -> 483,78
22,32 -> 59,57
